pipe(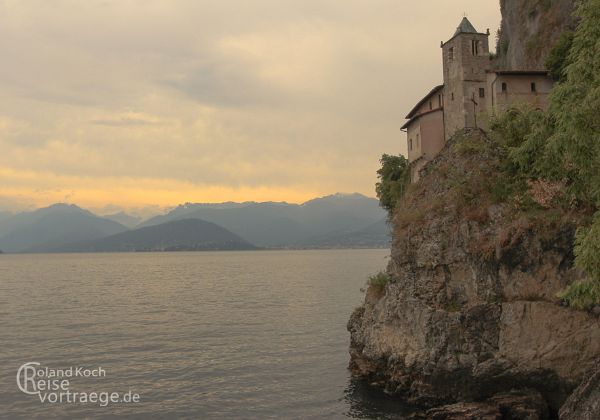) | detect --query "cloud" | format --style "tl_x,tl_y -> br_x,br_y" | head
0,0 -> 501,211
90,112 -> 164,127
